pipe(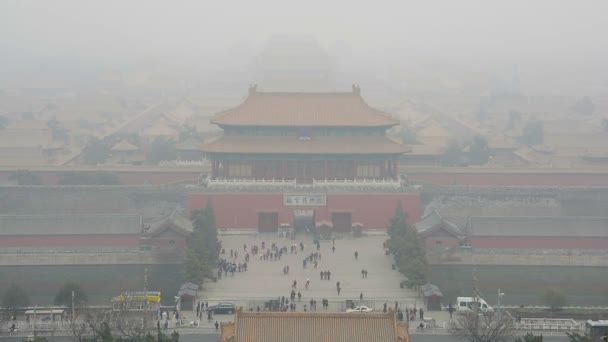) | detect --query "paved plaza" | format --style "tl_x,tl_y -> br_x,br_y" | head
198,234 -> 422,311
